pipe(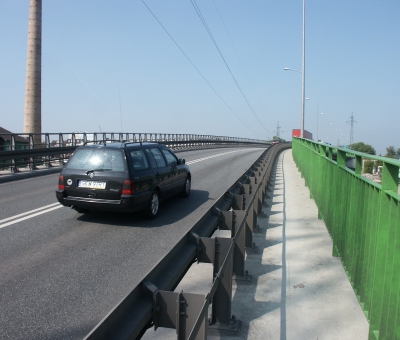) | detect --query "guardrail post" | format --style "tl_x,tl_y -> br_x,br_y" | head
59,134 -> 66,164
208,237 -> 240,336
153,291 -> 208,340
256,169 -> 266,216
45,133 -> 52,167
248,176 -> 260,212
29,134 -> 37,170
197,234 -> 241,337
234,192 -> 252,240
221,209 -> 252,285
10,134 -> 18,172
241,181 -> 259,248
143,279 -> 208,340
244,194 -> 260,254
